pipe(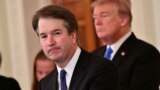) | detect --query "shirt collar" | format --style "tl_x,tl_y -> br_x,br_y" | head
107,31 -> 132,59
57,47 -> 81,76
